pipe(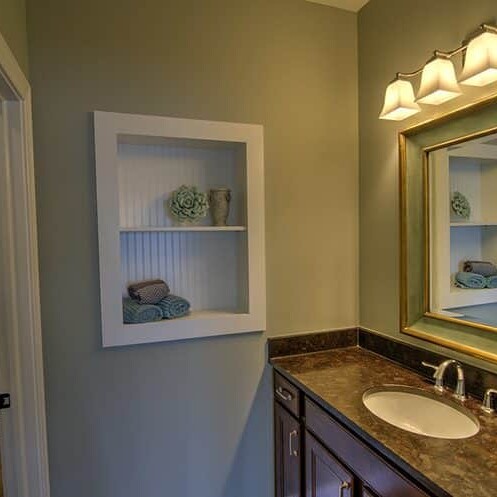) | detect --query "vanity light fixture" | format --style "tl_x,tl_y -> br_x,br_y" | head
460,27 -> 497,86
416,55 -> 461,105
379,79 -> 421,120
380,23 -> 497,121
